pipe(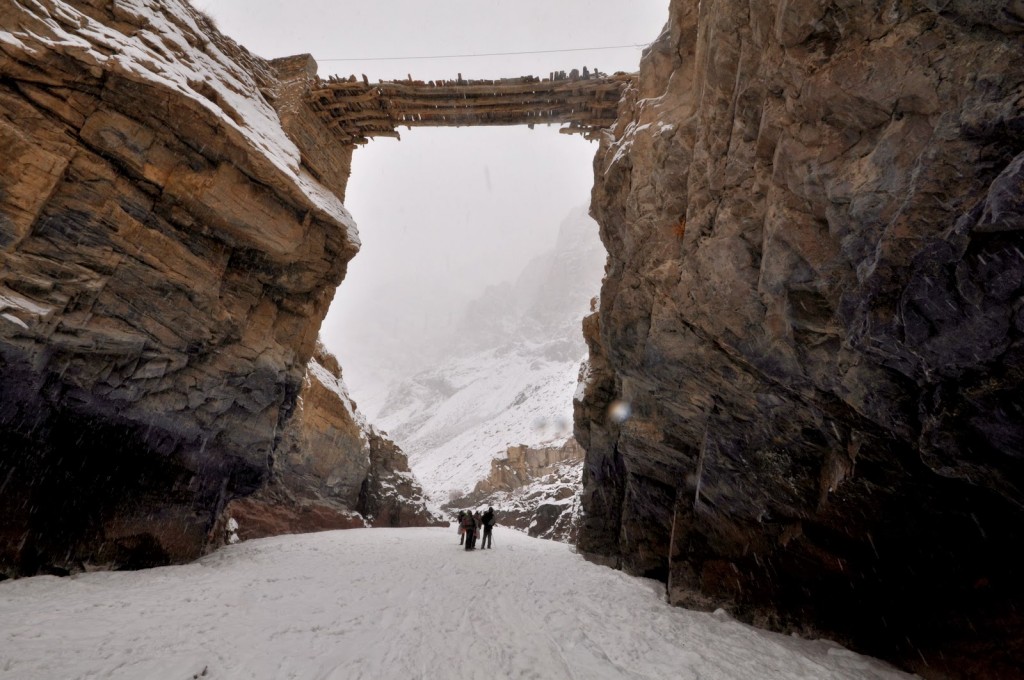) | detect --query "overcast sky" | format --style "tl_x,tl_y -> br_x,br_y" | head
200,1 -> 668,404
